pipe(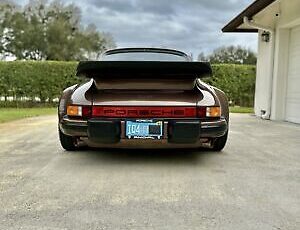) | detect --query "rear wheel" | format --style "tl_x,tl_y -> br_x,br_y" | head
59,128 -> 78,151
212,131 -> 228,152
